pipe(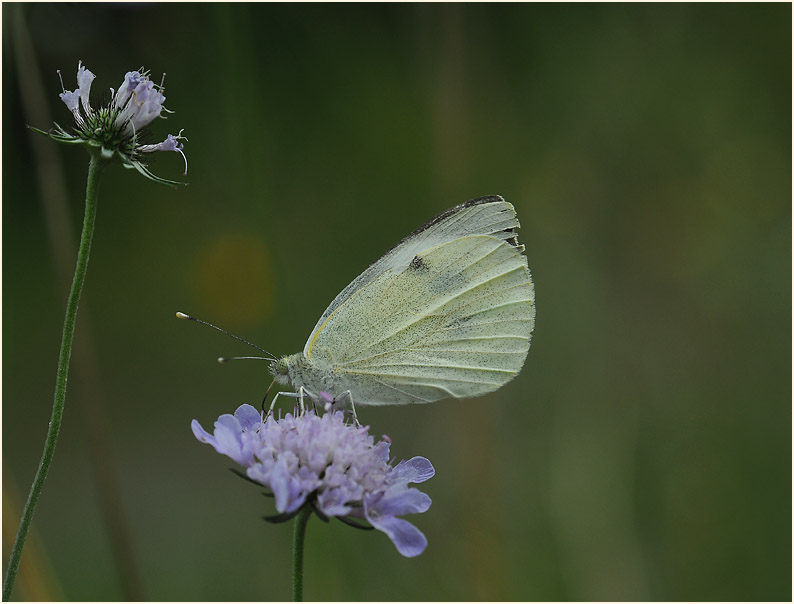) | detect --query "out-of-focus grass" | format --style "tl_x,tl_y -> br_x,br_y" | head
3,3 -> 790,601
